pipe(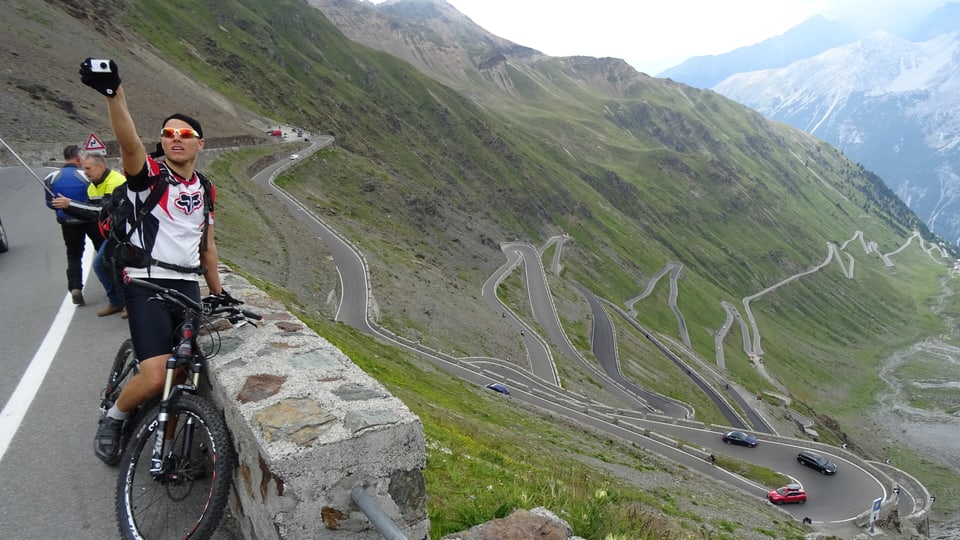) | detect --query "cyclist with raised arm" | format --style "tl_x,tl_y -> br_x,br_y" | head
79,58 -> 229,464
